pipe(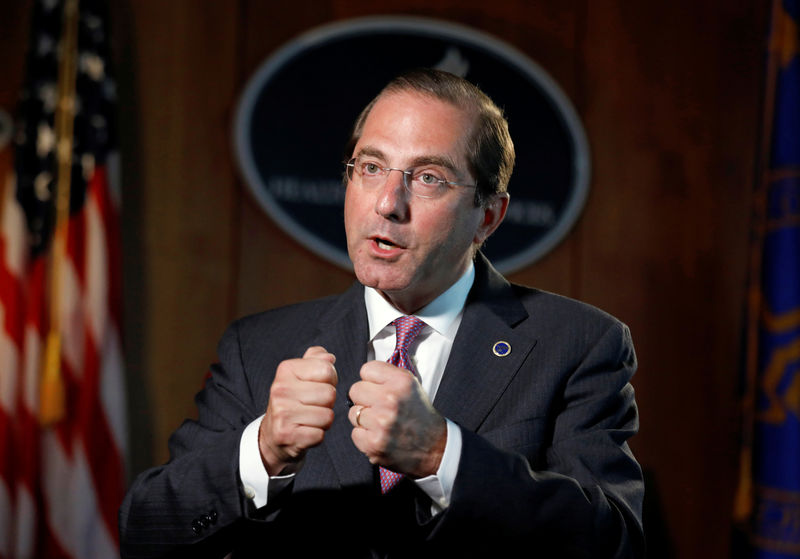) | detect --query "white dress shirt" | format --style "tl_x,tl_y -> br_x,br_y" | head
239,264 -> 475,513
